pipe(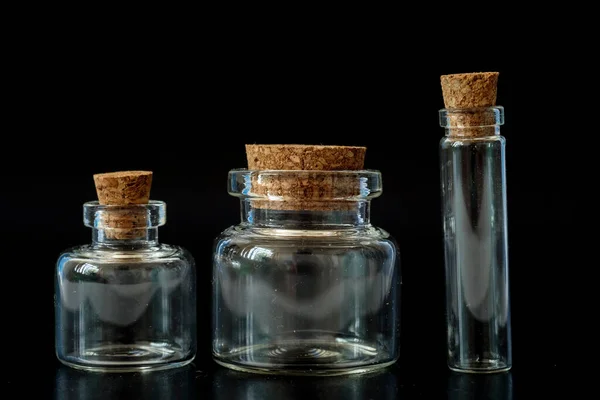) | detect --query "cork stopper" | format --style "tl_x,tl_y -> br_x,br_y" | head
244,144 -> 366,211
93,171 -> 153,239
93,171 -> 152,205
440,72 -> 500,137
246,144 -> 366,171
440,72 -> 498,109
